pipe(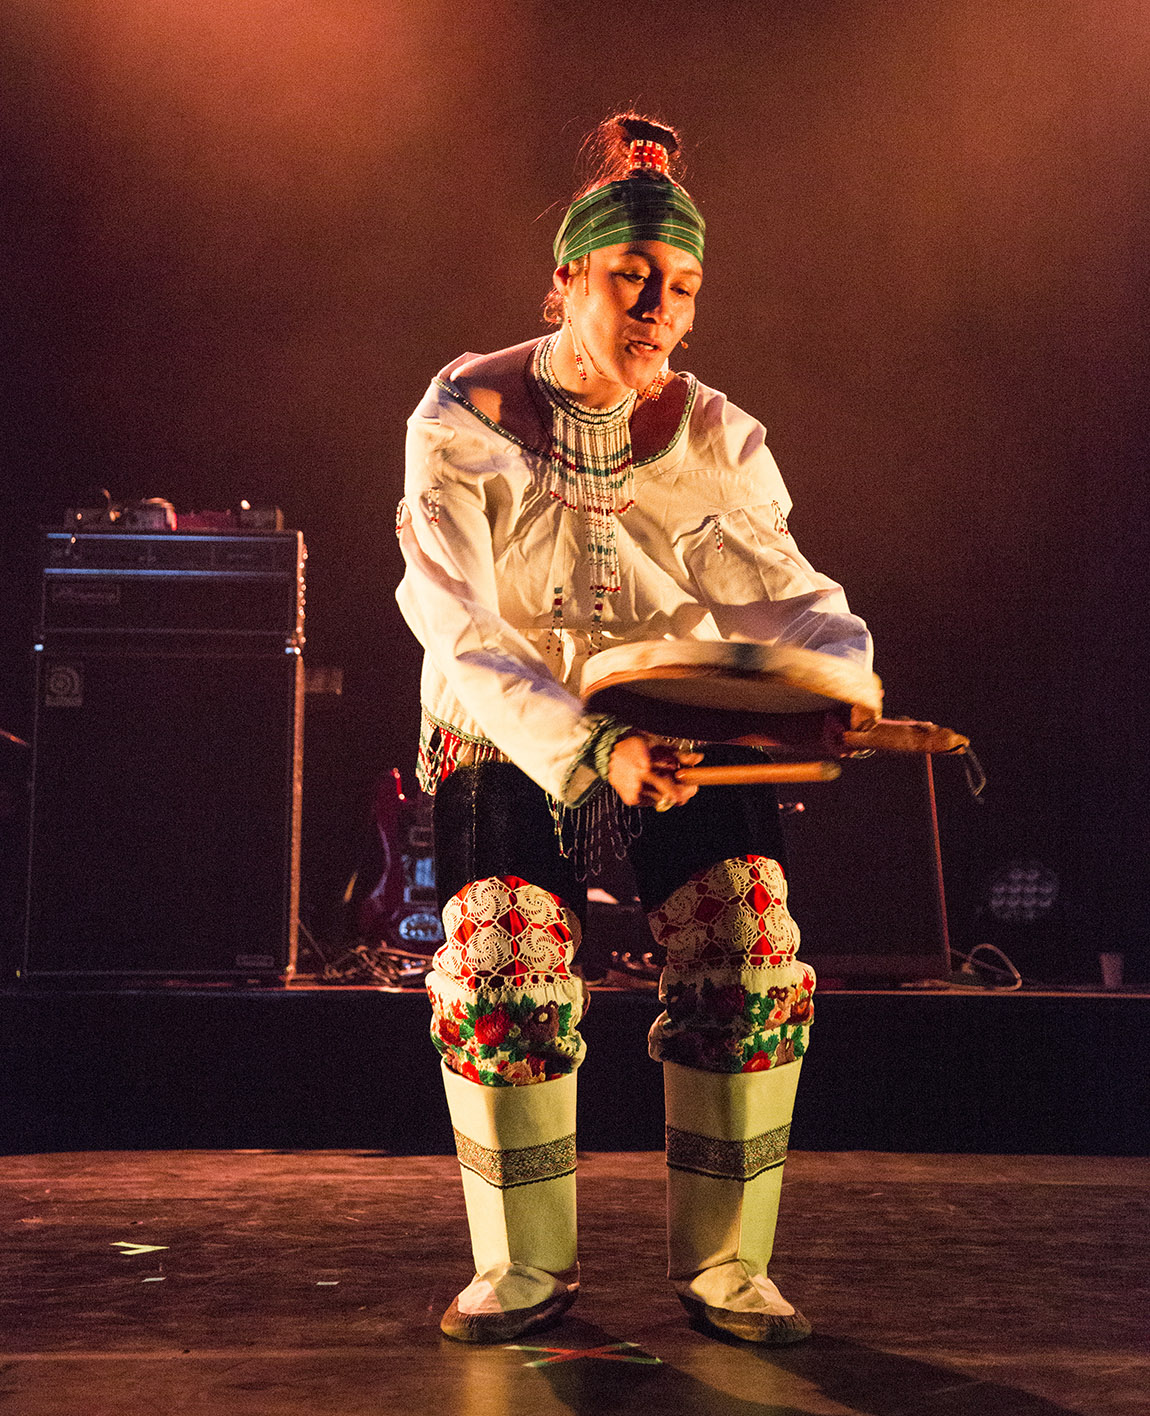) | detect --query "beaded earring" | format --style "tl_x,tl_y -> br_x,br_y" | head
680,323 -> 693,350
640,365 -> 668,402
564,303 -> 588,381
